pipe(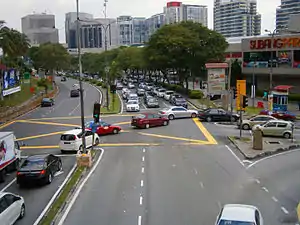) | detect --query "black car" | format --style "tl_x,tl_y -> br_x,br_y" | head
198,108 -> 240,122
16,154 -> 62,186
61,77 -> 67,81
70,89 -> 80,97
41,98 -> 54,107
170,94 -> 188,108
146,97 -> 159,108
